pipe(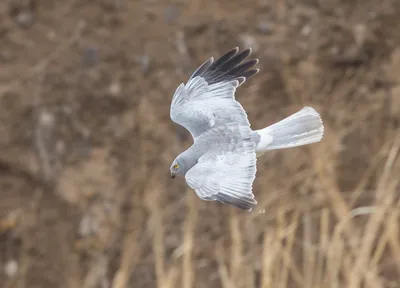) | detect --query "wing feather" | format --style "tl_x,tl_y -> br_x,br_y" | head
170,47 -> 259,139
203,47 -> 259,85
185,124 -> 258,211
